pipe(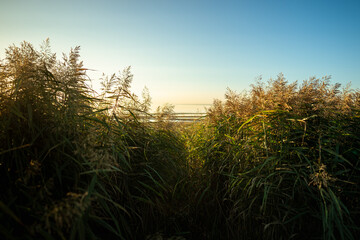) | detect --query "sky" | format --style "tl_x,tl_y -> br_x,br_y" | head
1,0 -> 359,109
